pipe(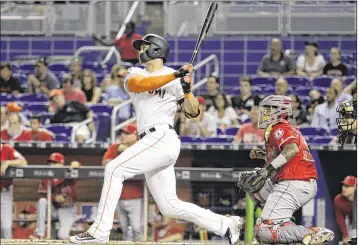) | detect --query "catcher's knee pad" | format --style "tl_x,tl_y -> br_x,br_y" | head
254,218 -> 312,244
